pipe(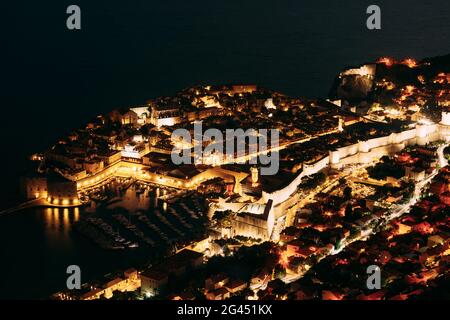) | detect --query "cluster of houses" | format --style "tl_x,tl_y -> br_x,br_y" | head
54,268 -> 140,300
